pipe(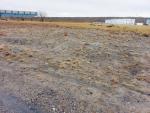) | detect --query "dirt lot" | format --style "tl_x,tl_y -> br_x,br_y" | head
0,21 -> 150,113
